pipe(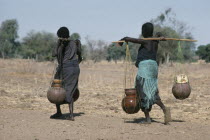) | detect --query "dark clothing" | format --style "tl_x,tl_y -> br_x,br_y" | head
52,40 -> 82,65
63,40 -> 81,63
53,40 -> 82,79
53,39 -> 81,103
122,37 -> 159,67
62,60 -> 80,103
136,40 -> 158,67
